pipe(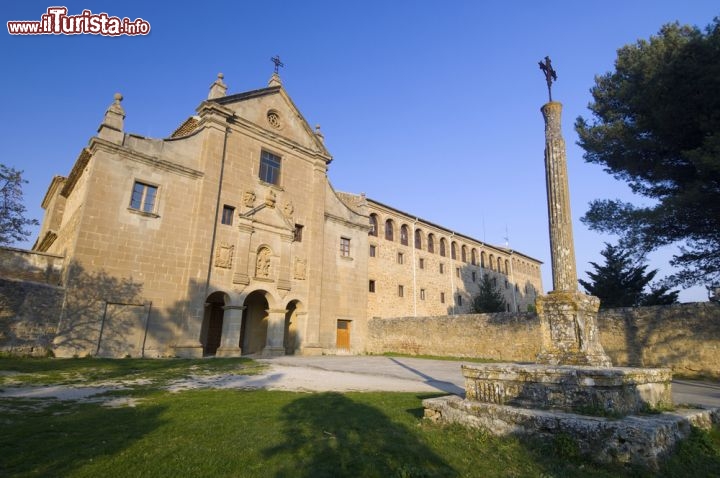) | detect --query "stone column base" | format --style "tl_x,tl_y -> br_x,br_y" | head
536,291 -> 612,367
215,347 -> 243,358
262,346 -> 285,357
